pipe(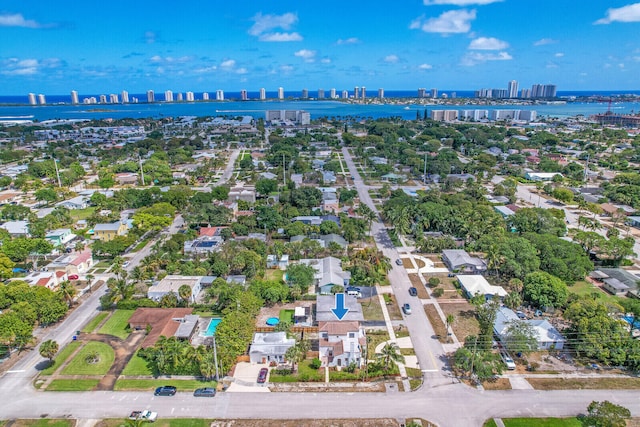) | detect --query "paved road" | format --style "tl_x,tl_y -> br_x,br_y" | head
342,147 -> 447,380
